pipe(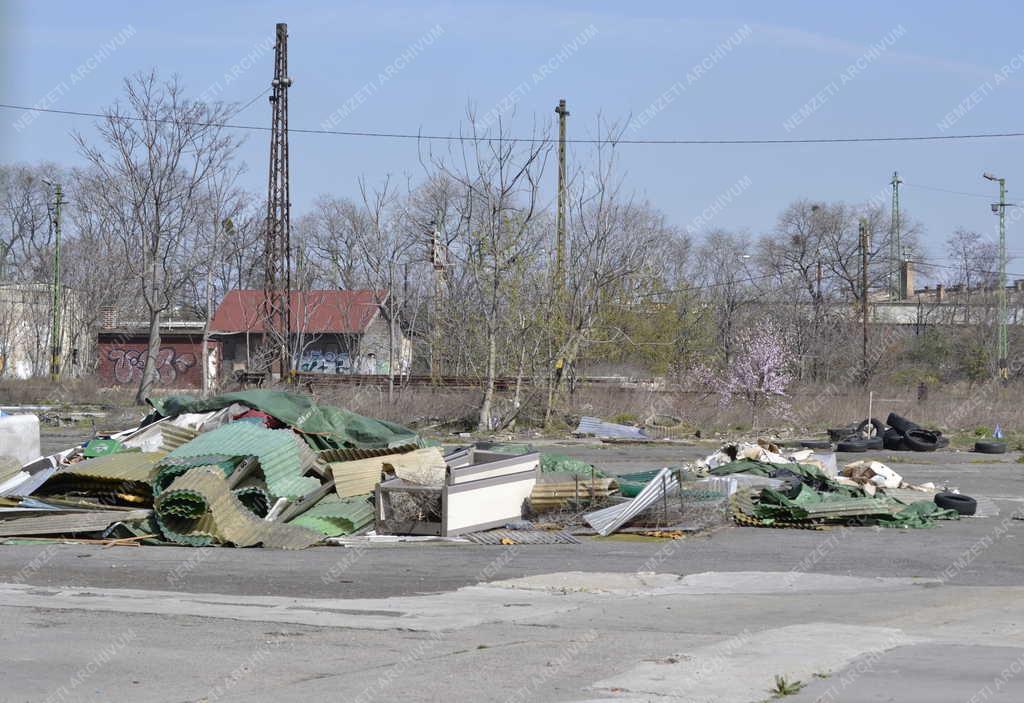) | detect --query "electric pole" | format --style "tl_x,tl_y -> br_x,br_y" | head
983,172 -> 1009,382
263,22 -> 293,381
428,219 -> 446,383
45,181 -> 65,383
890,171 -> 901,299
860,218 -> 870,384
554,98 -> 569,295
